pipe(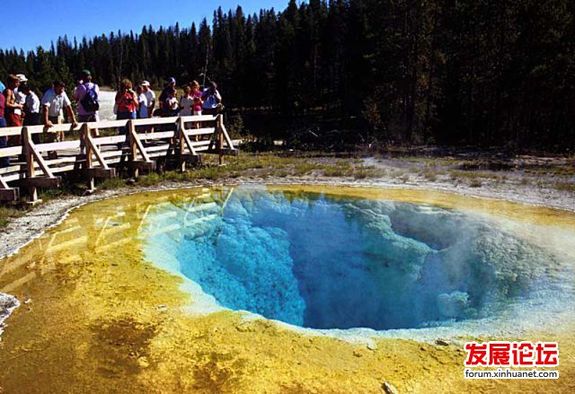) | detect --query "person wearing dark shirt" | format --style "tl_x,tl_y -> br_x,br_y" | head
201,81 -> 223,115
159,77 -> 177,116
